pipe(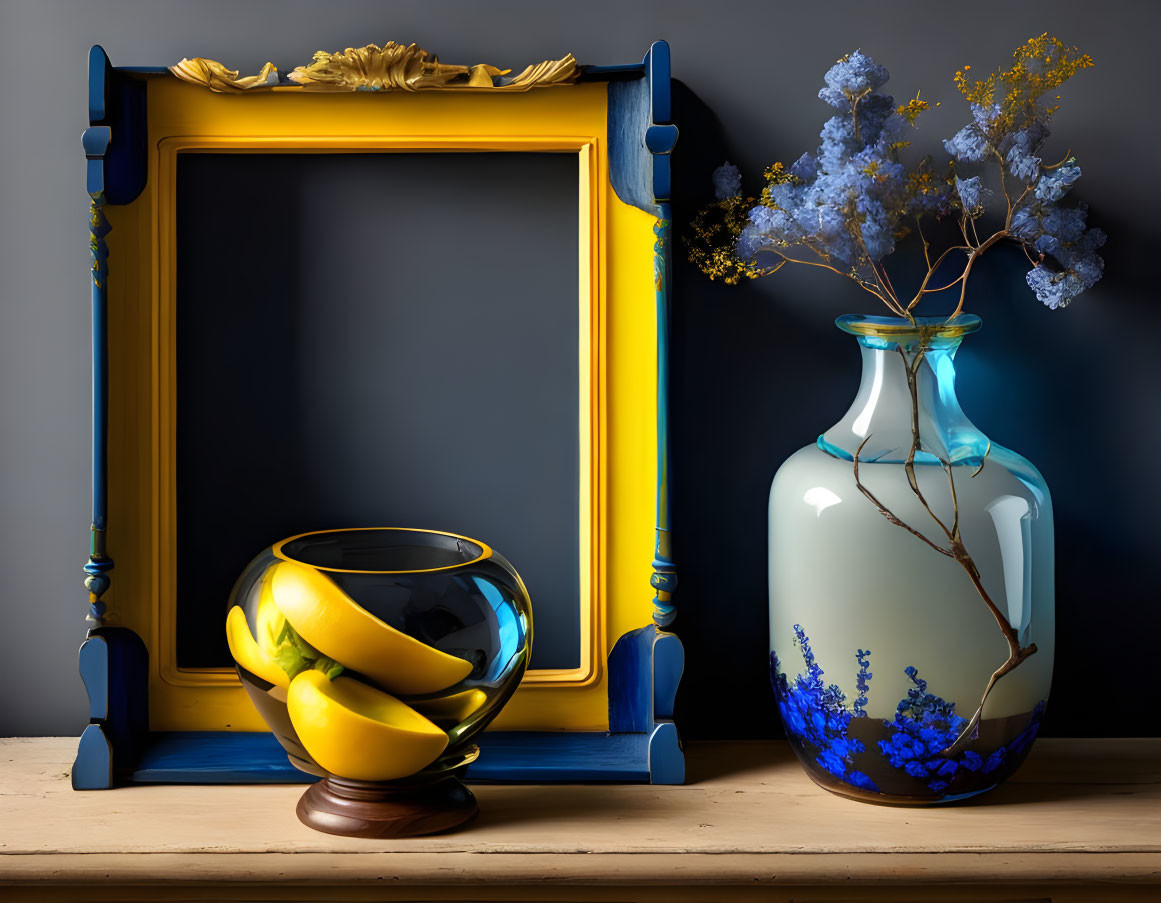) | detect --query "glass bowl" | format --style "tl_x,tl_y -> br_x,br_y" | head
226,527 -> 532,782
